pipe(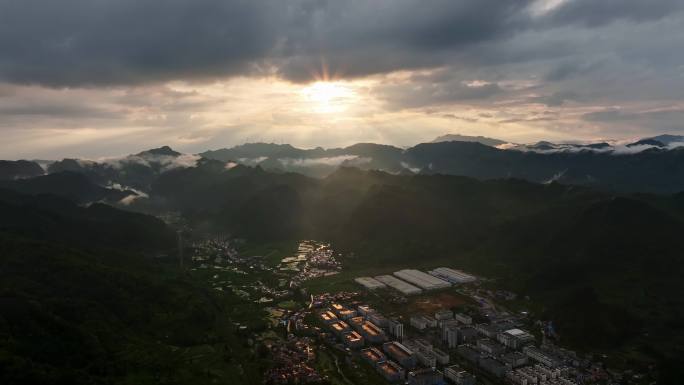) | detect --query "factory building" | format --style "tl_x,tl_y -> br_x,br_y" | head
505,371 -> 530,385
479,357 -> 508,378
501,351 -> 529,368
443,325 -> 459,348
441,319 -> 459,336
349,316 -> 365,330
441,319 -> 459,332
383,341 -> 417,369
358,320 -> 388,343
402,340 -> 433,365
457,345 -> 482,364
361,347 -> 386,368
377,360 -> 406,383
533,363 -> 562,380
498,328 -> 535,349
523,346 -> 561,368
435,309 -> 453,320
439,318 -> 459,332
368,312 -> 388,328
454,313 -> 473,325
411,315 -> 437,330
338,309 -> 357,320
475,323 -> 500,339
428,267 -> 476,284
476,339 -> 506,356
407,368 -> 444,385
343,331 -> 365,349
357,305 -> 373,317
444,365 -> 476,385
411,315 -> 429,330
388,318 -> 405,340
433,348 -> 450,365
457,327 -> 480,344
413,338 -> 433,352
393,269 -> 451,290
329,320 -> 351,336
424,316 -> 438,328
331,303 -> 354,318
319,310 -> 338,324
510,365 -> 576,385
375,275 -> 423,295
354,276 -> 387,290
415,349 -> 437,367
